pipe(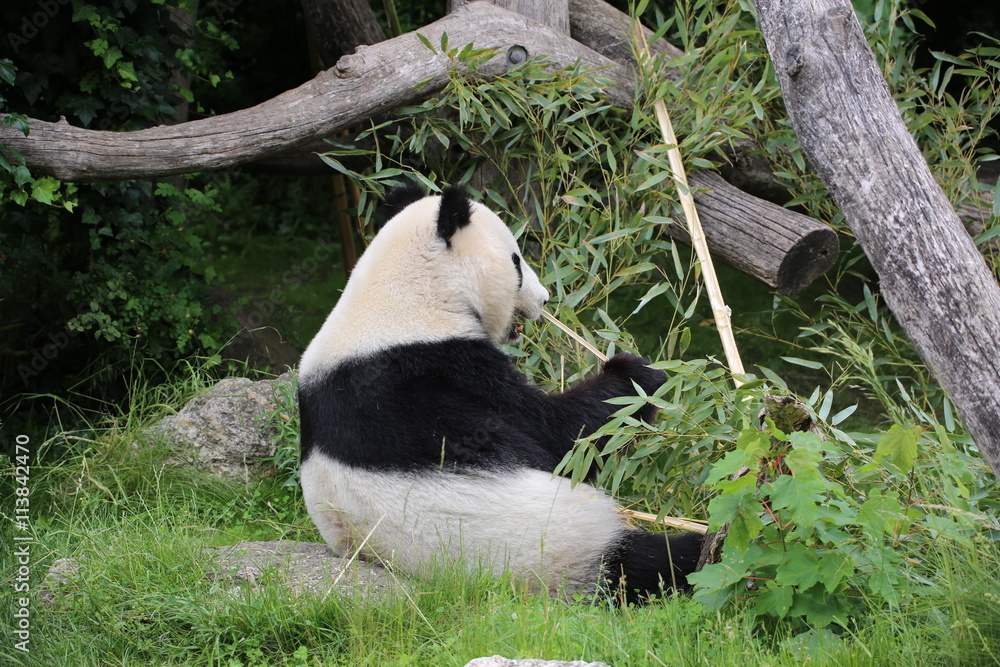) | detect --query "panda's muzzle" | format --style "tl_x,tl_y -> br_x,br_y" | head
507,305 -> 542,343
507,314 -> 524,343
